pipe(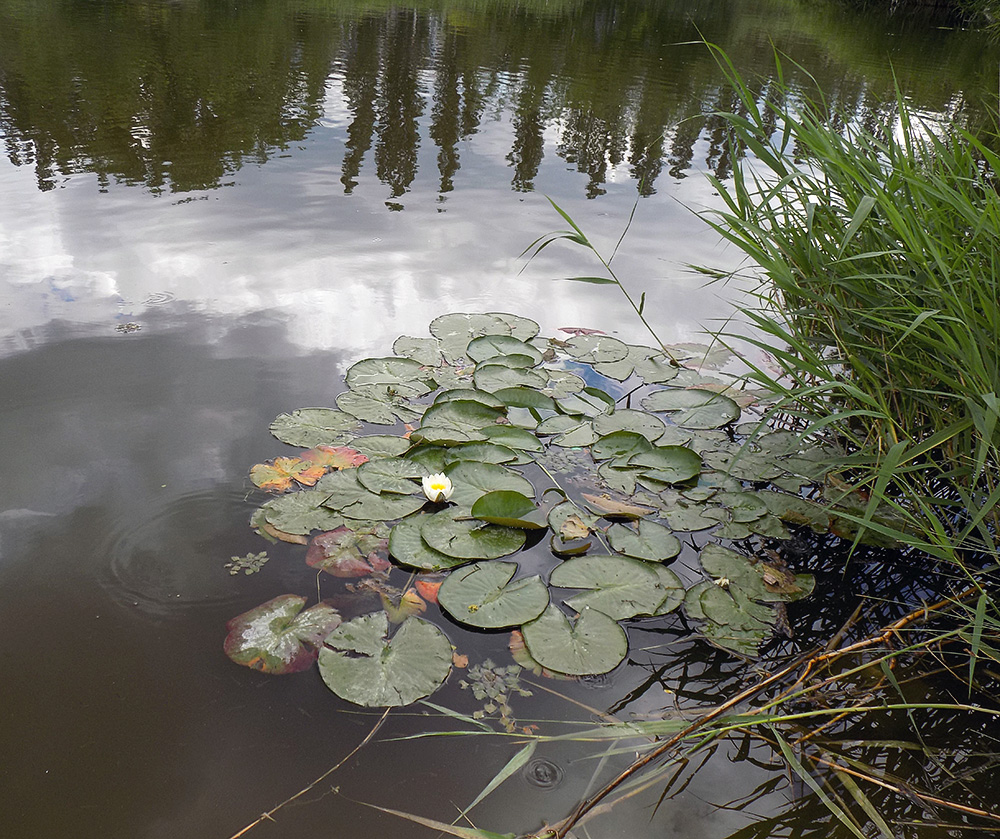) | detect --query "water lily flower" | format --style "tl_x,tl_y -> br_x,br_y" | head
422,473 -> 454,503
